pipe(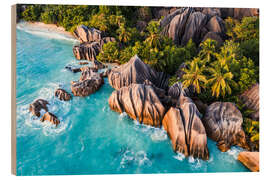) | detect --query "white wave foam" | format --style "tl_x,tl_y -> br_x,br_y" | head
227,147 -> 242,160
120,150 -> 152,168
173,153 -> 185,161
150,128 -> 168,141
17,22 -> 78,43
